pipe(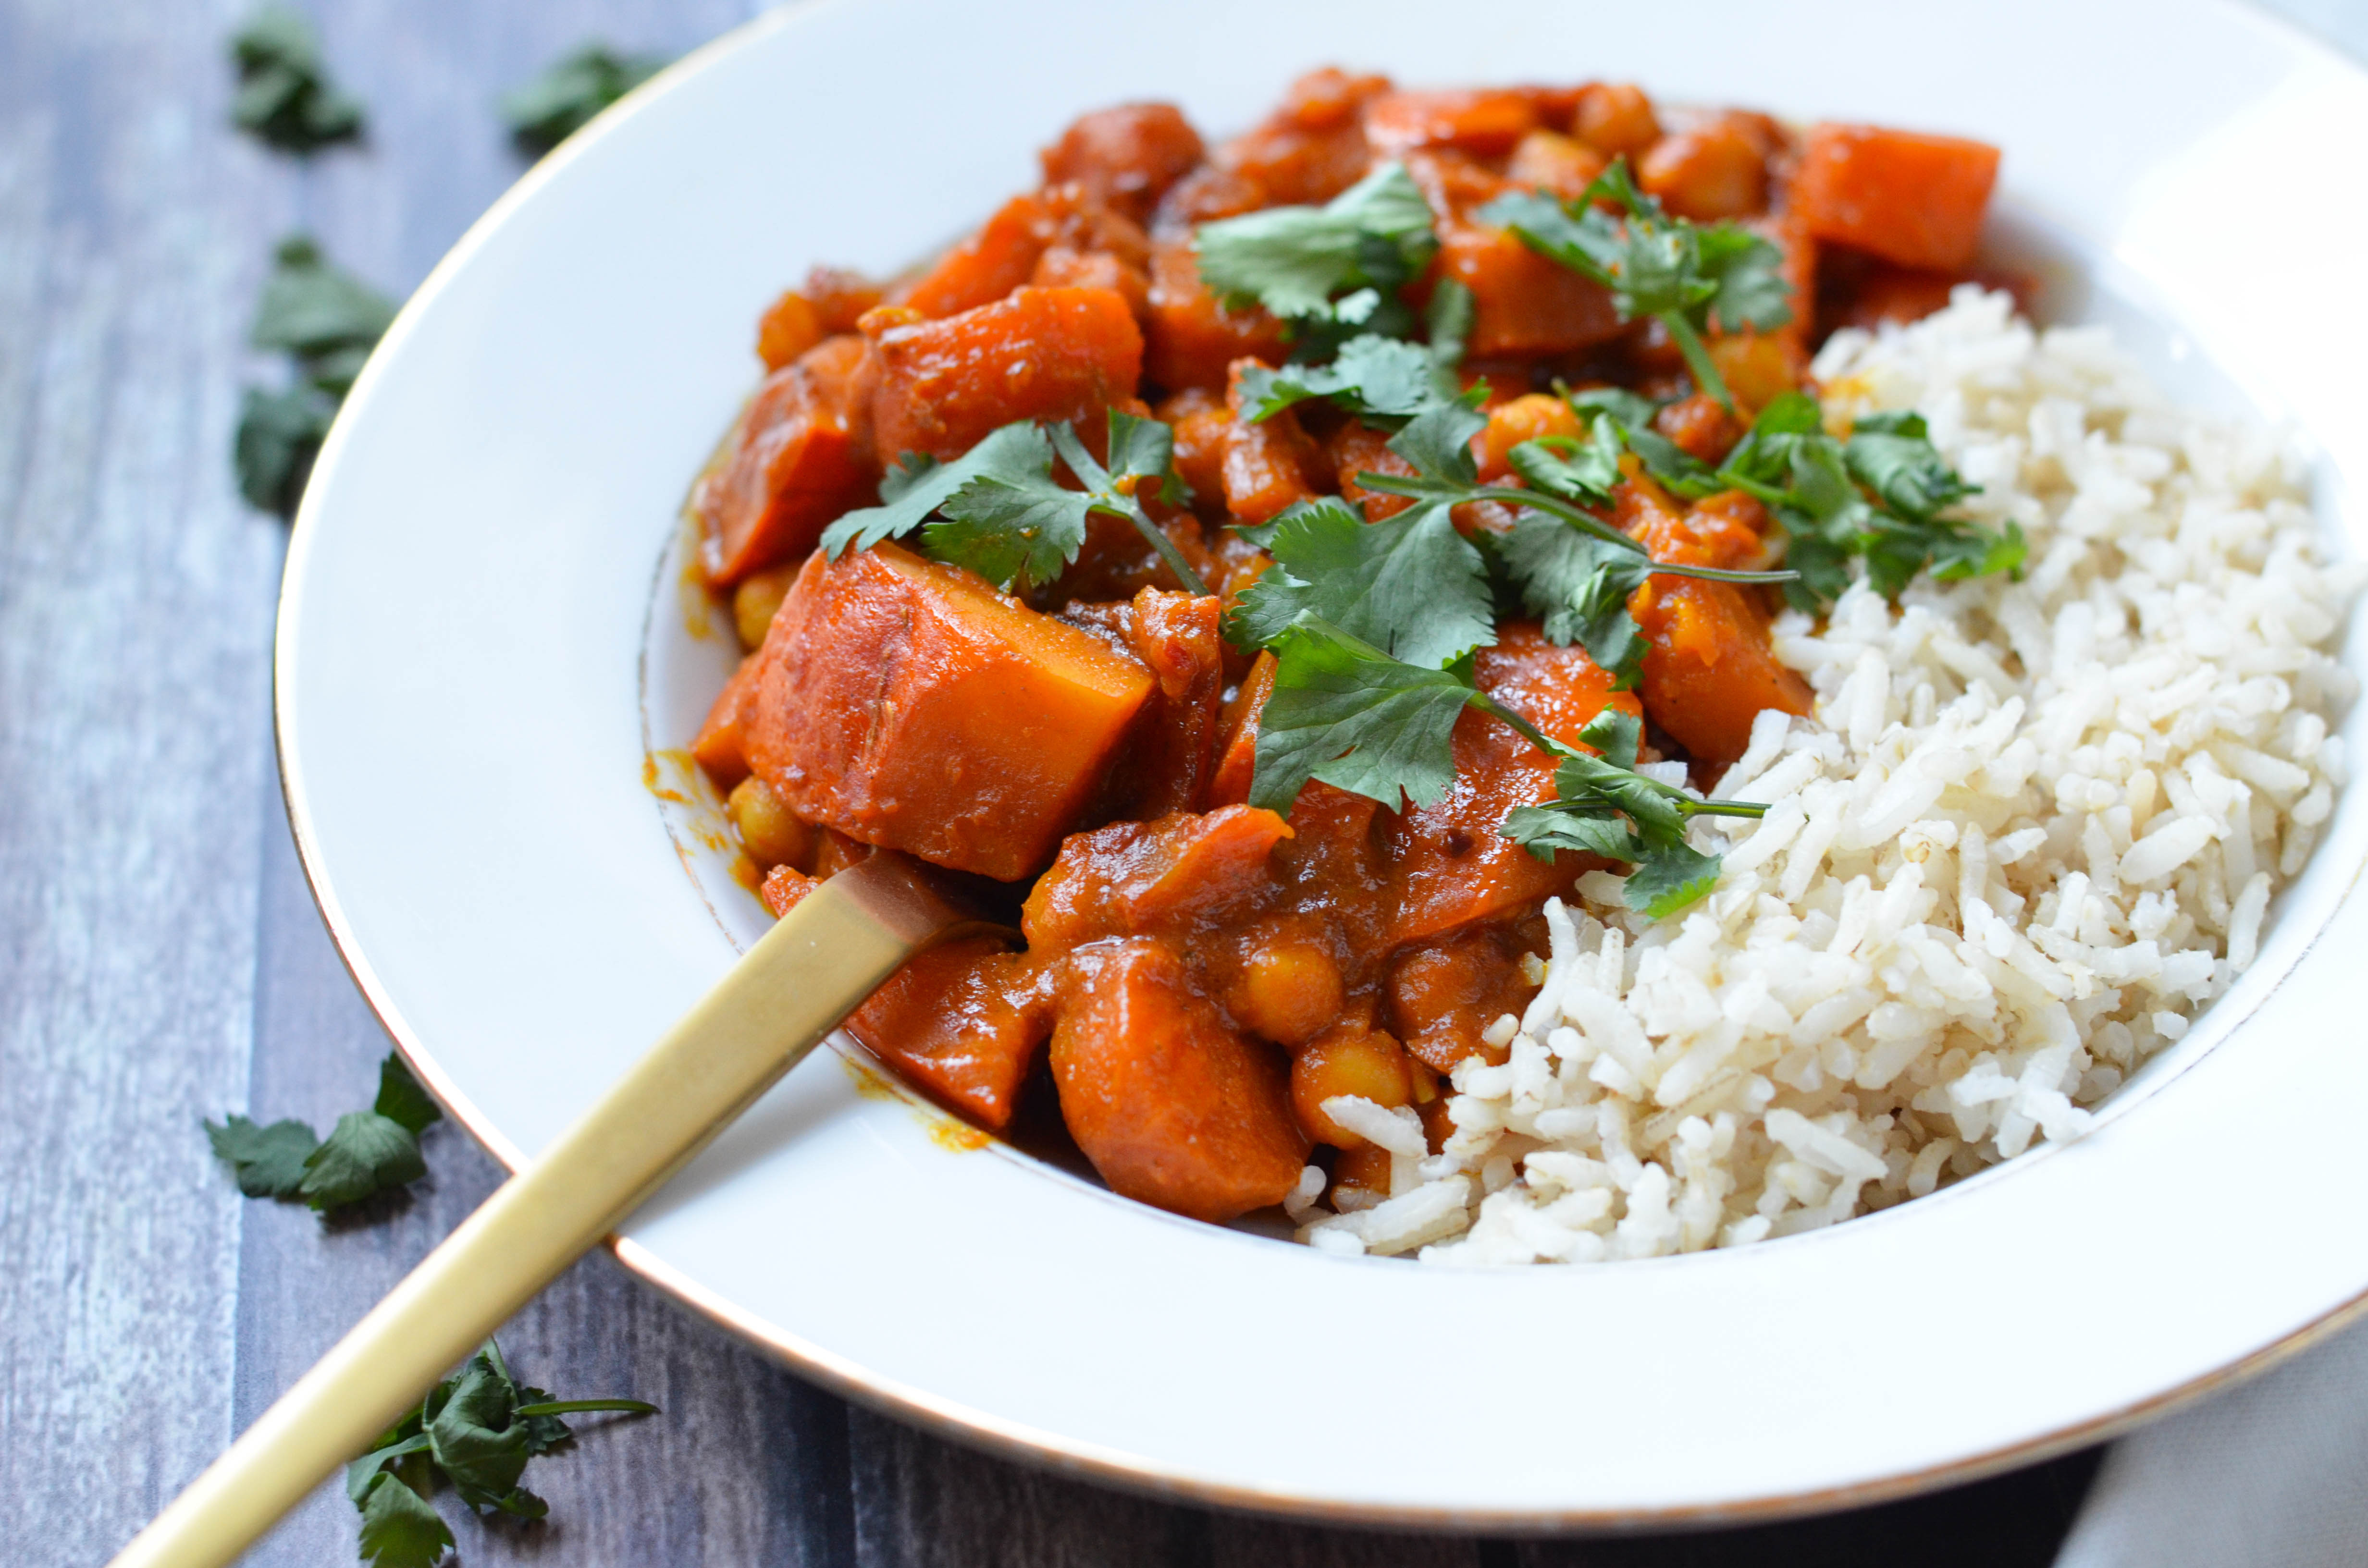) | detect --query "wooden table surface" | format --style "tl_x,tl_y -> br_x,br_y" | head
6,1 -> 2353,1563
